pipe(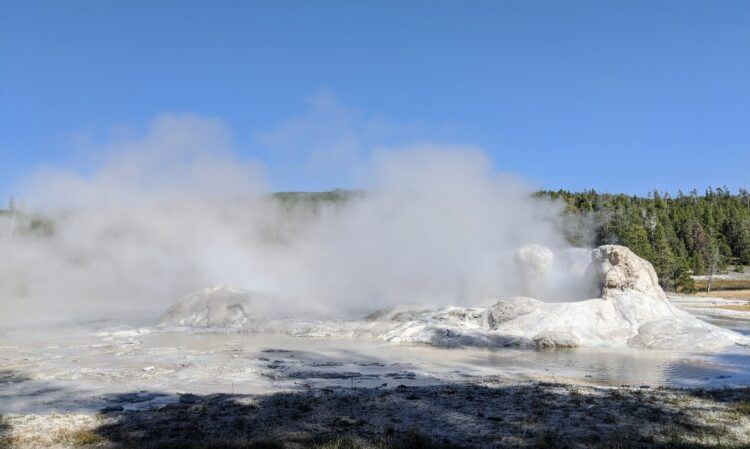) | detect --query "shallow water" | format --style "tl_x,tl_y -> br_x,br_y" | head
1,317 -> 748,414
705,317 -> 750,336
